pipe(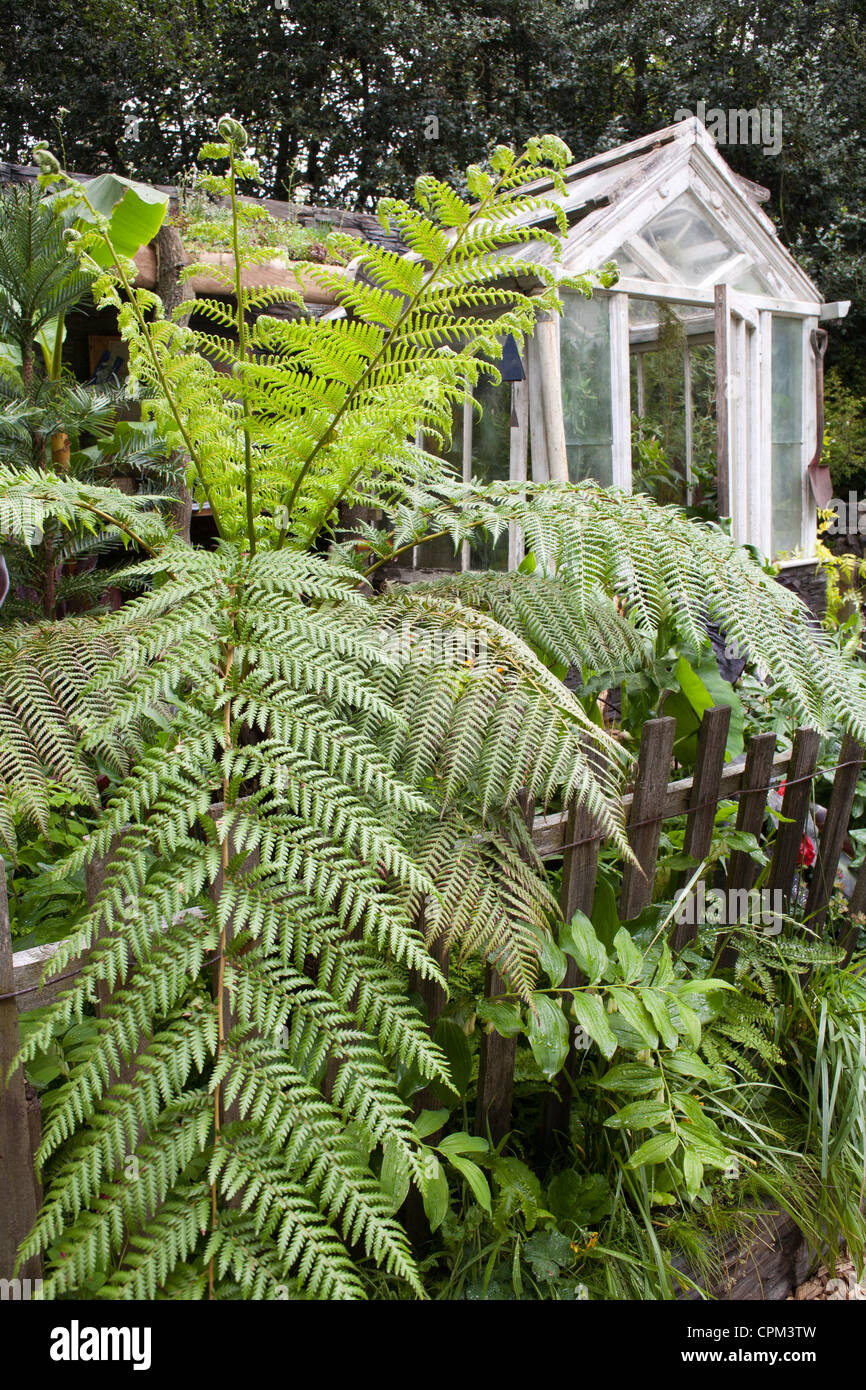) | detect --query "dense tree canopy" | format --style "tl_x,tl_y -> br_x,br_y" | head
1,1 -> 865,372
